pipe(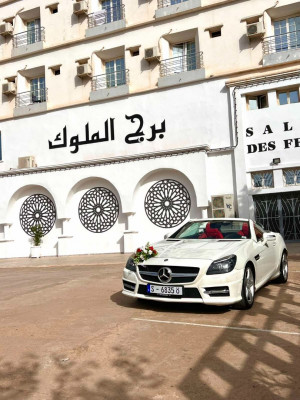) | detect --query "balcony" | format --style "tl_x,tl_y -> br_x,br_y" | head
263,30 -> 300,66
90,69 -> 129,102
12,27 -> 45,56
86,5 -> 126,38
156,0 -> 202,19
14,88 -> 48,117
158,52 -> 205,87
